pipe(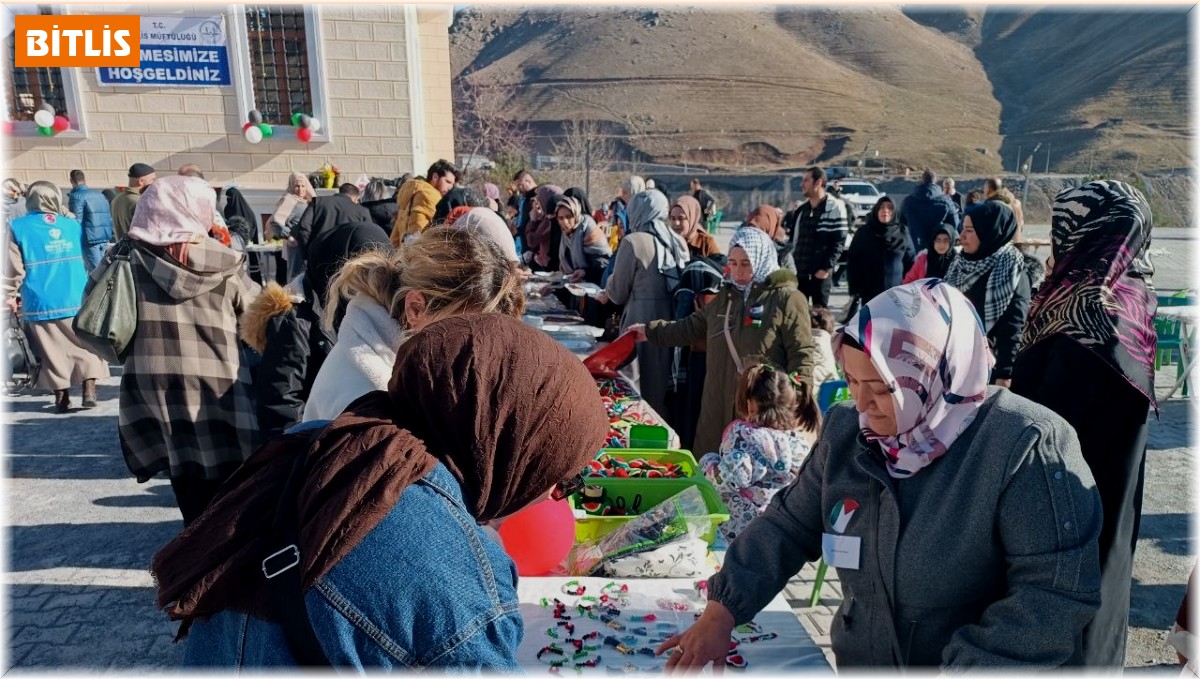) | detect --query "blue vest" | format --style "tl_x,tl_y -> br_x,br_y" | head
9,212 -> 89,322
